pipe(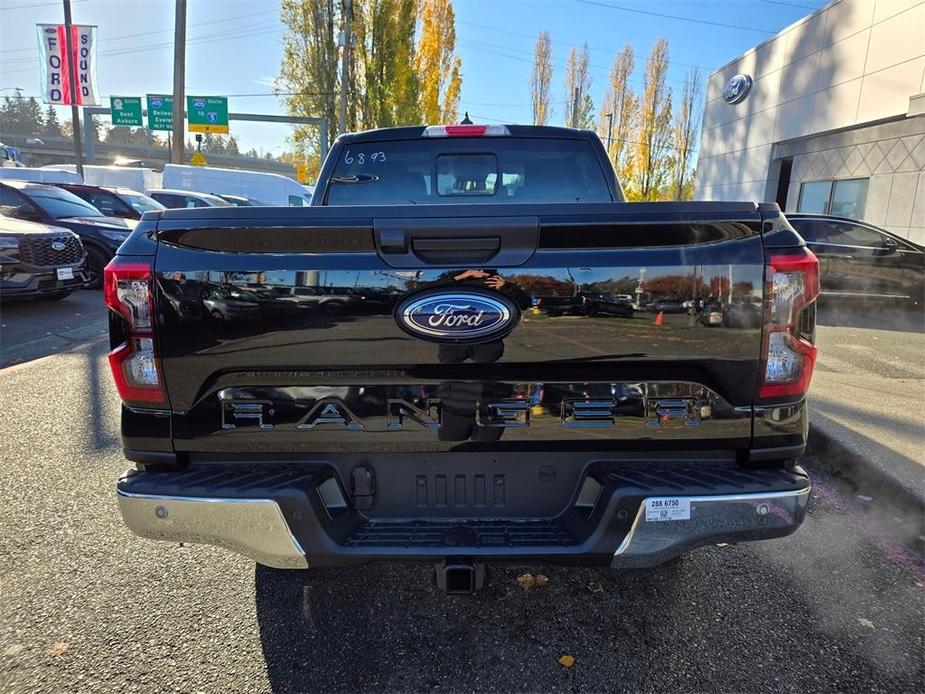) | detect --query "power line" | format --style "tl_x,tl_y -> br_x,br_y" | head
455,19 -> 709,71
463,110 -> 697,154
759,0 -> 819,10
0,0 -> 89,11
576,0 -> 777,34
456,36 -> 691,90
0,8 -> 279,54
1,22 -> 281,66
